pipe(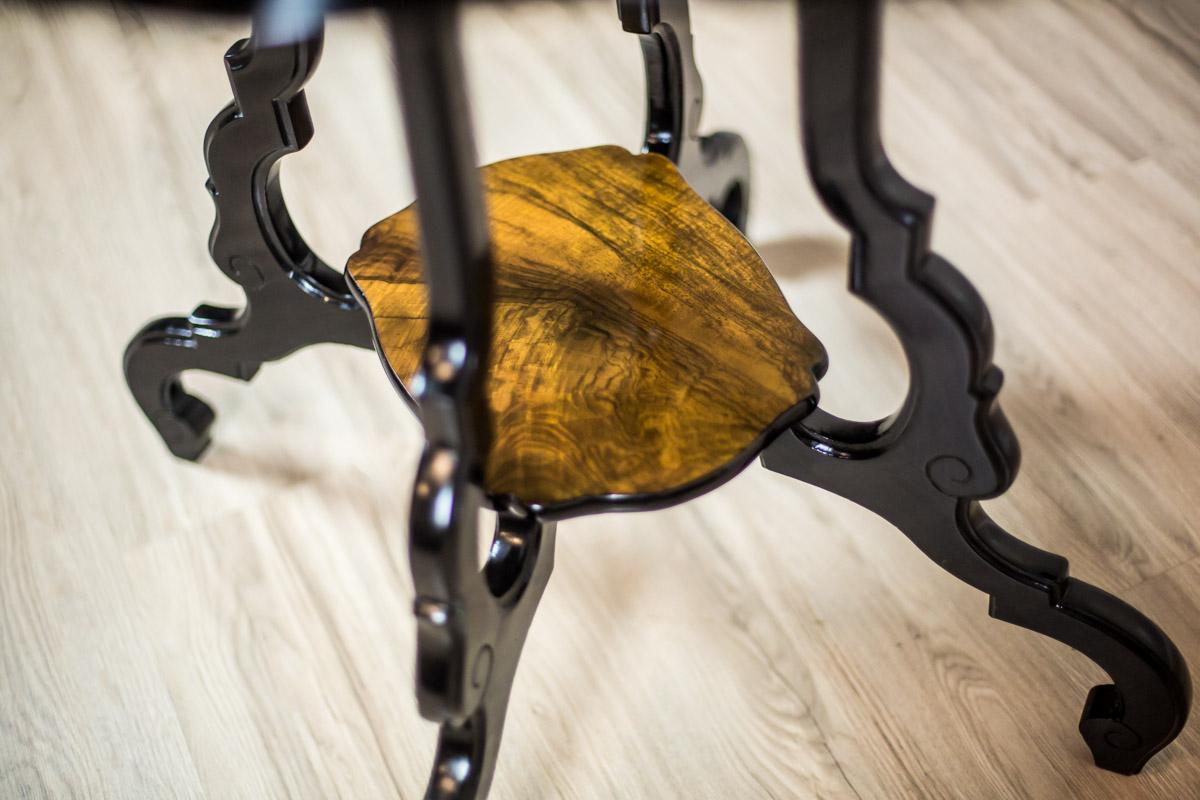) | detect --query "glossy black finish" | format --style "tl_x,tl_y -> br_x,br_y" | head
761,0 -> 1191,775
619,0 -> 750,230
123,20 -> 371,459
384,5 -> 559,799
414,511 -> 556,800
